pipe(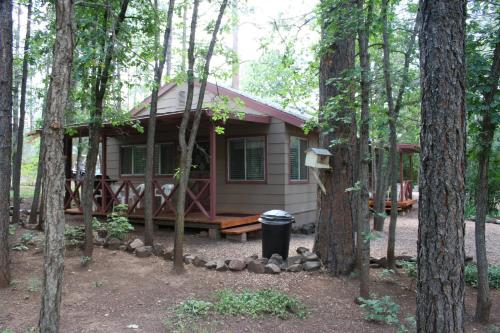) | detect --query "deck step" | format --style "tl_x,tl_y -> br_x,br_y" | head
221,223 -> 262,235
